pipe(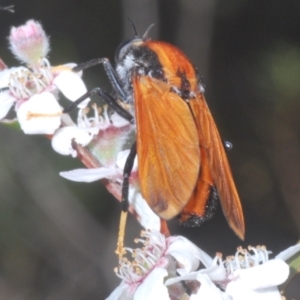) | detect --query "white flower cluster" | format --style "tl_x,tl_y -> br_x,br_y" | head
107,230 -> 299,300
0,20 -> 89,134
